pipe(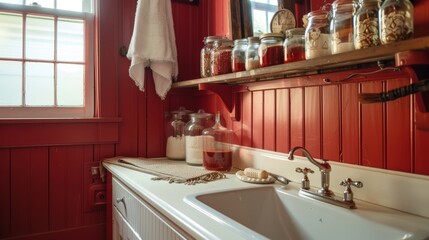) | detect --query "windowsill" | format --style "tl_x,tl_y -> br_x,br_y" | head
0,117 -> 122,124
